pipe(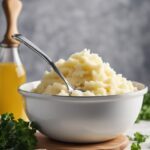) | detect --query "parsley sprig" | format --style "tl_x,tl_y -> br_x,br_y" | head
130,91 -> 150,149
0,113 -> 38,150
128,132 -> 149,150
136,91 -> 150,122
